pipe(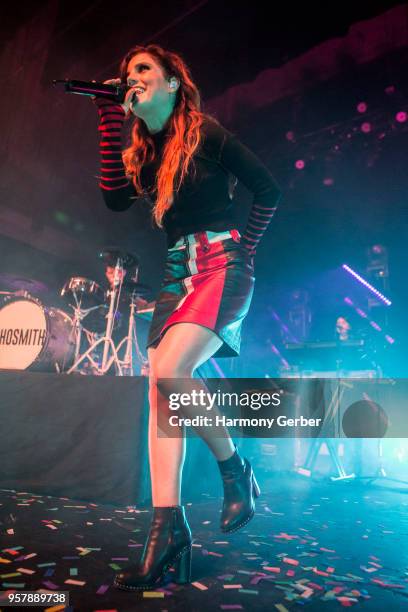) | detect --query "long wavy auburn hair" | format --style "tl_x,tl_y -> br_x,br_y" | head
119,45 -> 205,227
